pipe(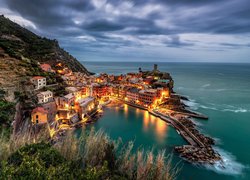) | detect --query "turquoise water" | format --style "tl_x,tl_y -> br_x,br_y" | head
81,62 -> 250,179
